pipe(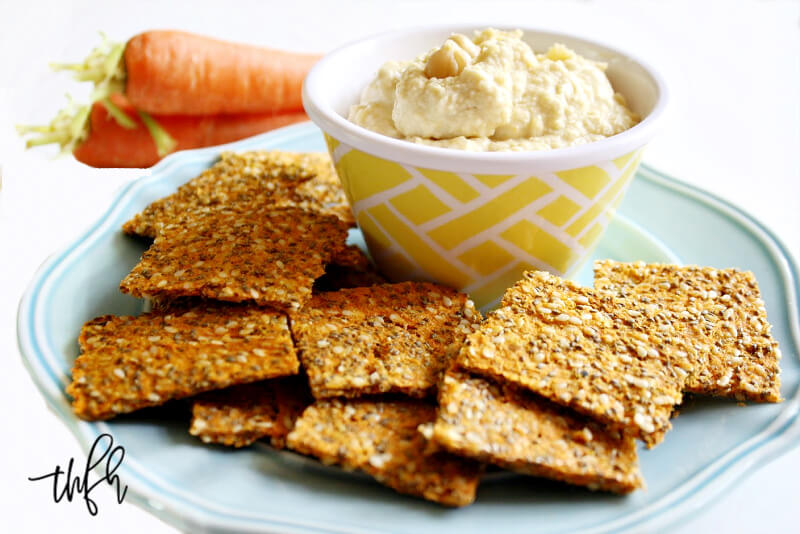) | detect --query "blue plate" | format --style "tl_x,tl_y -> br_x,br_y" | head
17,122 -> 800,534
